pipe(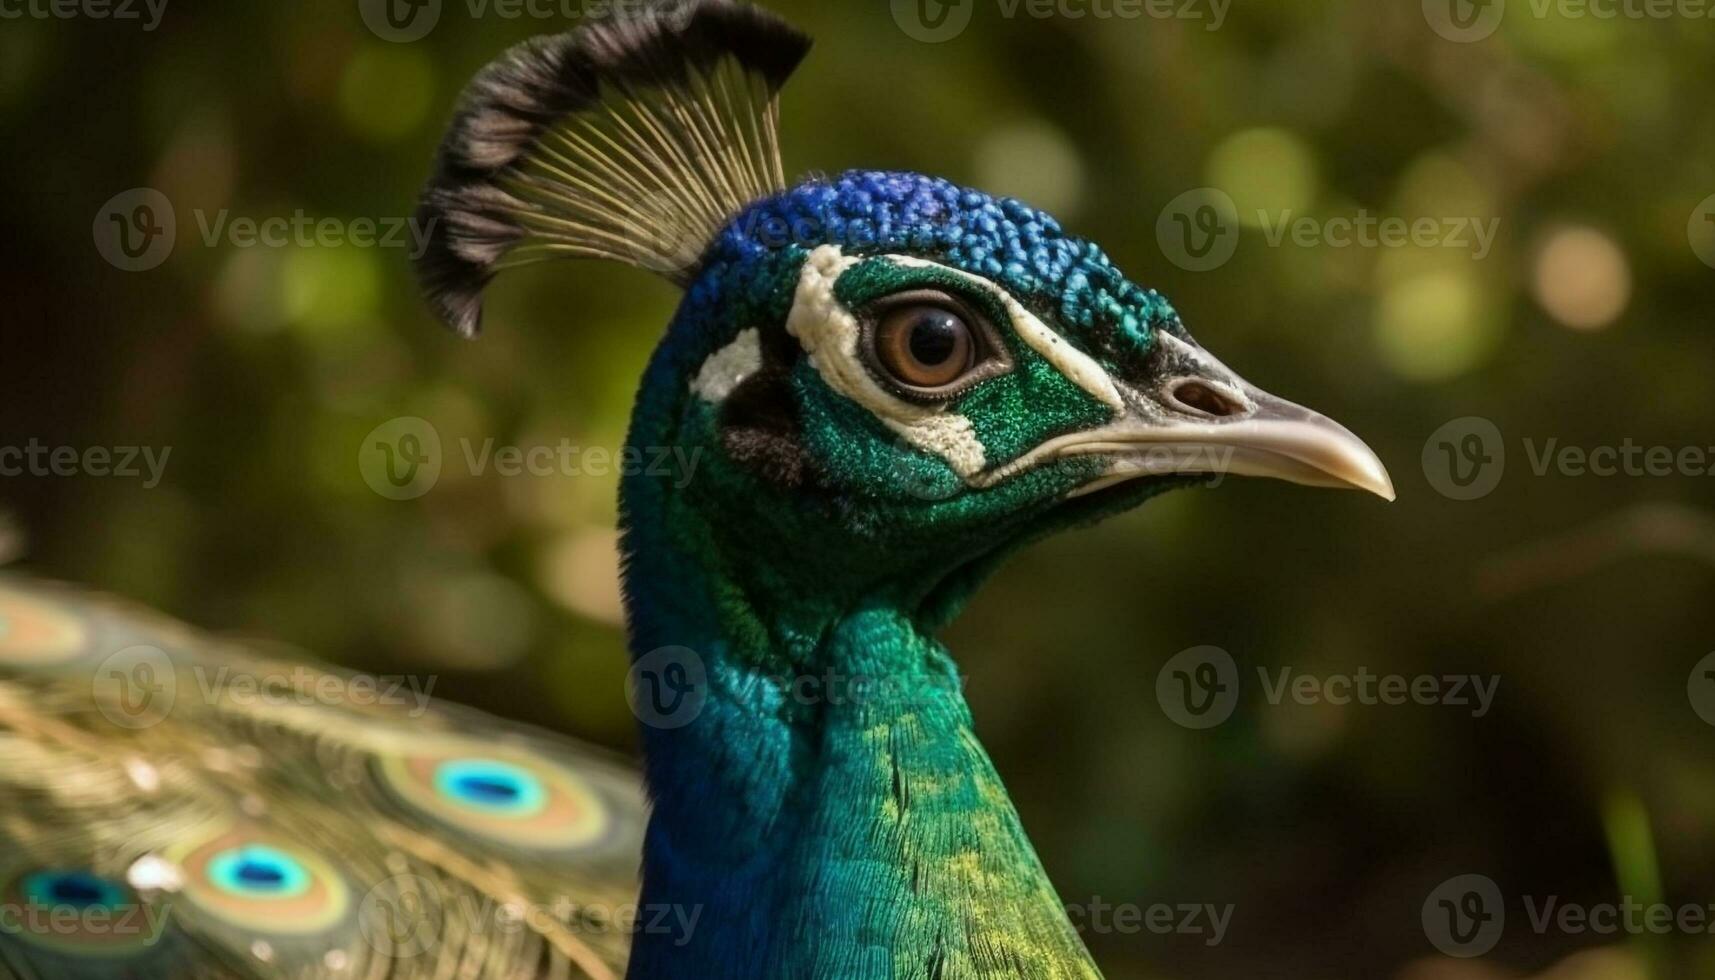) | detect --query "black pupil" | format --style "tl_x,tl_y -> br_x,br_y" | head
236,862 -> 287,887
907,311 -> 962,367
51,876 -> 106,906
